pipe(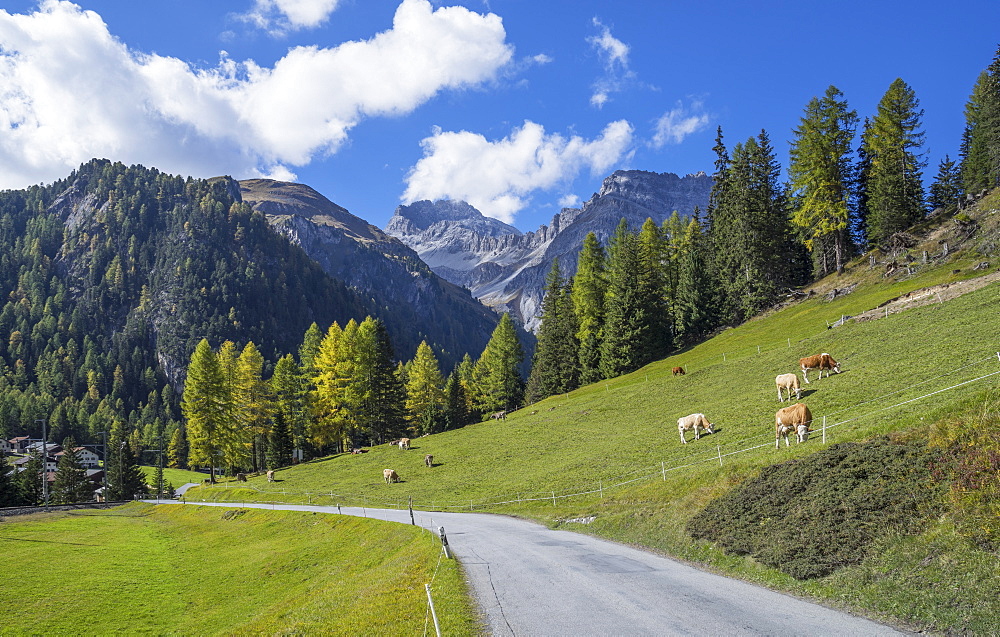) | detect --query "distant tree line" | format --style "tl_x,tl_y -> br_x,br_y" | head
178,314 -> 524,478
527,50 -> 1000,402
